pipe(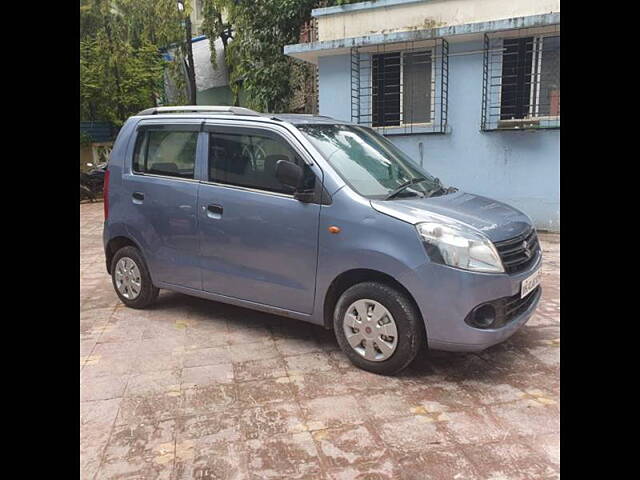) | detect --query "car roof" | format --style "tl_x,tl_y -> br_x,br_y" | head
133,106 -> 351,127
265,113 -> 350,126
